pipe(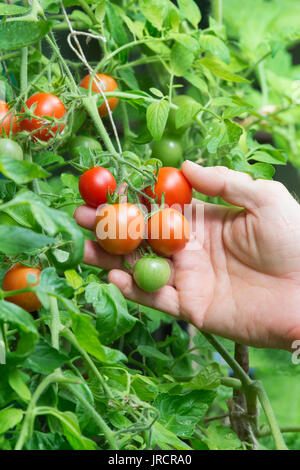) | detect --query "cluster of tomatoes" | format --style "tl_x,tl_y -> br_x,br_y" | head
0,73 -> 194,308
79,165 -> 193,292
